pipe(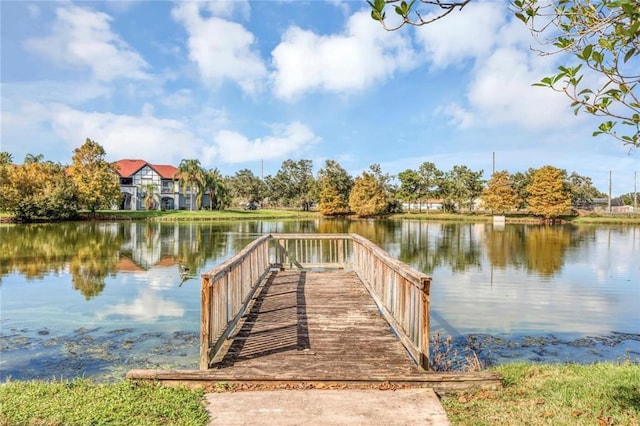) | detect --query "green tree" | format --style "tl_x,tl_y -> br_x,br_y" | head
175,159 -> 204,211
266,159 -> 315,210
566,171 -> 606,208
69,138 -> 120,215
0,152 -> 14,210
514,0 -> 640,147
317,160 -> 353,215
511,168 -> 536,210
0,151 -> 13,165
619,191 -> 638,207
440,165 -> 484,212
349,171 -> 388,217
417,161 -> 443,212
397,169 -> 422,212
7,155 -> 79,222
203,168 -> 229,210
481,170 -> 519,213
228,169 -> 266,205
527,165 -> 572,219
368,163 -> 399,212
